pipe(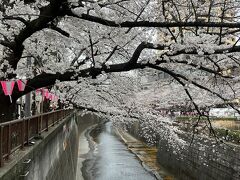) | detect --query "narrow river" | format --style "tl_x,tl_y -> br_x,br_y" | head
79,122 -> 158,180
